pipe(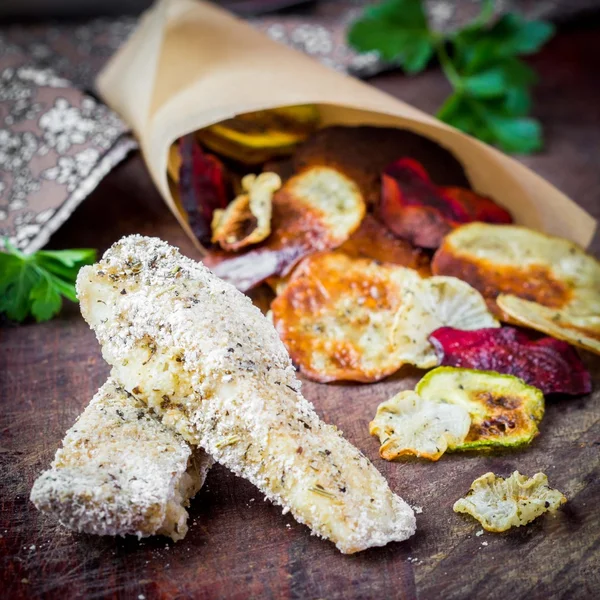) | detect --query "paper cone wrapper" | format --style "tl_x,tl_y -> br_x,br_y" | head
97,0 -> 595,252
